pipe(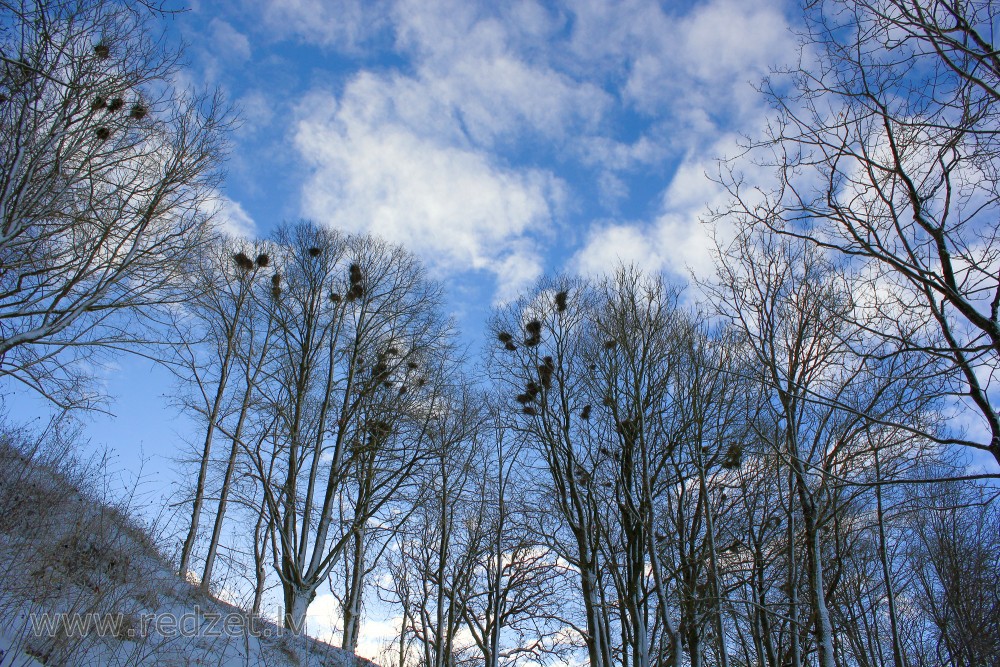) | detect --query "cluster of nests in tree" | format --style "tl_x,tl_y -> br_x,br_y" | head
232,251 -> 270,271
720,443 -> 743,469
366,347 -> 422,396
516,357 -> 556,416
91,94 -> 148,142
497,331 -> 516,352
331,263 -> 365,303
352,419 -> 394,453
498,318 -> 542,351
368,419 -> 393,441
496,291 -> 569,353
